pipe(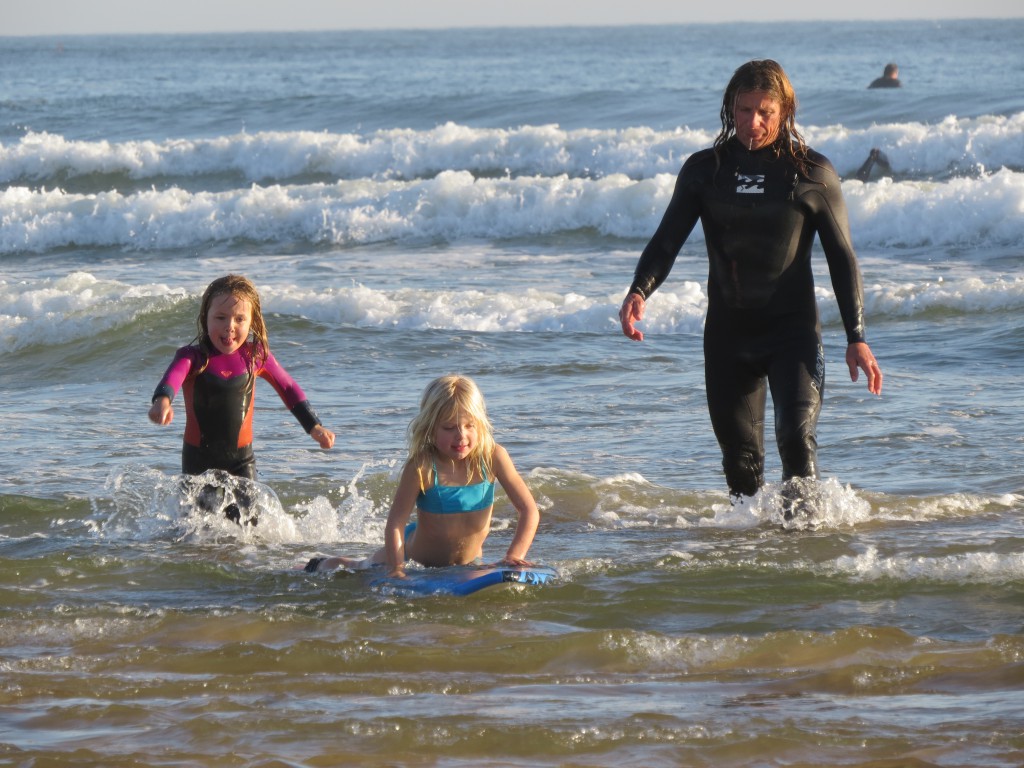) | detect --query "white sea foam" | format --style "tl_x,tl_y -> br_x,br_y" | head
4,271 -> 1023,354
0,272 -> 186,353
831,544 -> 1024,585
2,114 -> 1023,257
3,165 -> 1023,255
4,113 -> 1022,184
805,112 -> 1024,177
3,125 -> 708,182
